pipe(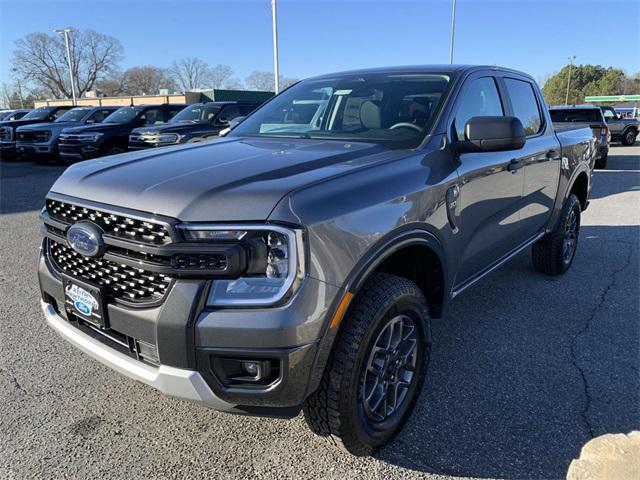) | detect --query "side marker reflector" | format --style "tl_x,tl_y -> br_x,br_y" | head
329,291 -> 354,329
